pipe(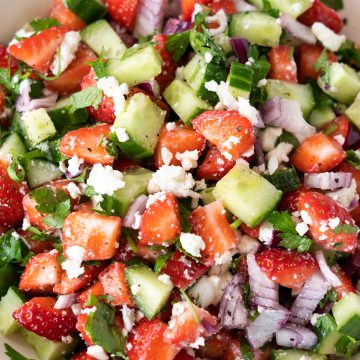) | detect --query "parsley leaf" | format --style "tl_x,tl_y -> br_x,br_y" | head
263,0 -> 280,17
240,339 -> 254,360
0,68 -> 21,99
267,211 -> 296,234
314,50 -> 331,85
278,233 -> 313,253
166,30 -> 191,63
179,201 -> 192,233
337,39 -> 360,68
30,18 -> 61,32
7,157 -> 26,183
154,252 -> 173,273
4,344 -> 34,360
70,86 -> 103,113
319,288 -> 337,309
0,231 -> 29,268
332,224 -> 358,234
315,313 -> 337,332
309,80 -> 335,108
85,302 -> 126,358
335,335 -> 360,358
346,150 -> 360,170
89,57 -> 108,79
